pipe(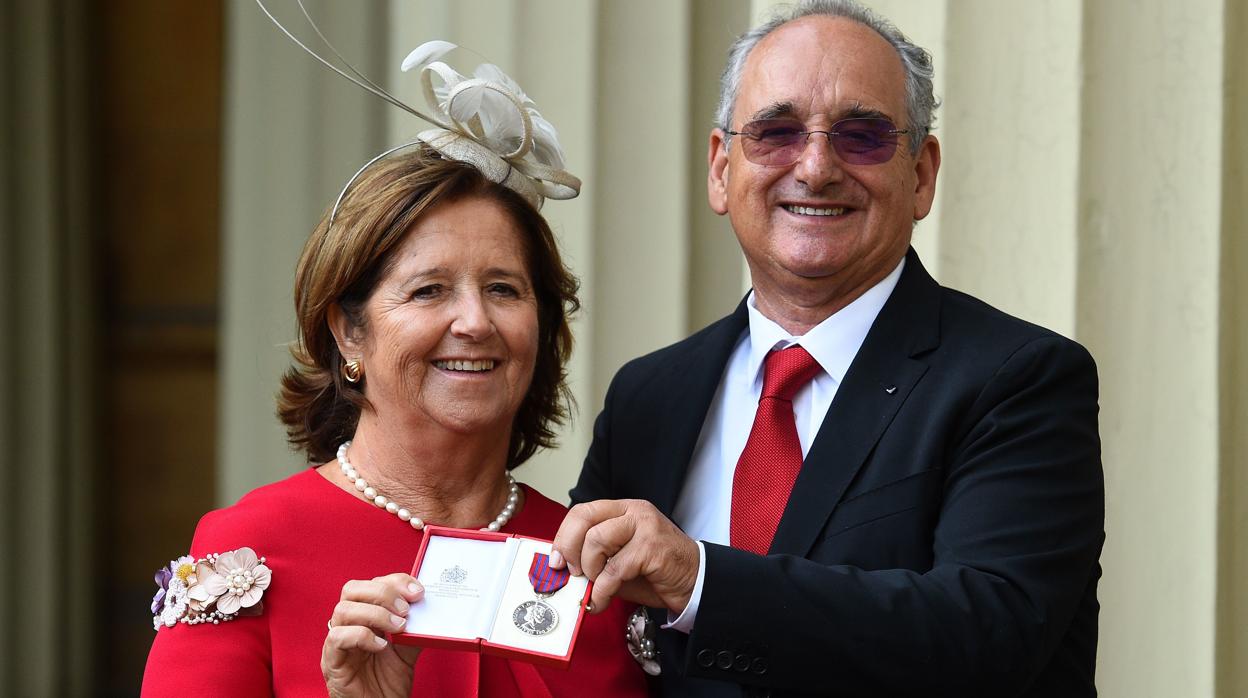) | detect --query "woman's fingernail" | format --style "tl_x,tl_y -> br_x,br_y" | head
374,635 -> 388,647
408,582 -> 422,597
549,550 -> 564,568
391,614 -> 405,629
394,597 -> 410,614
